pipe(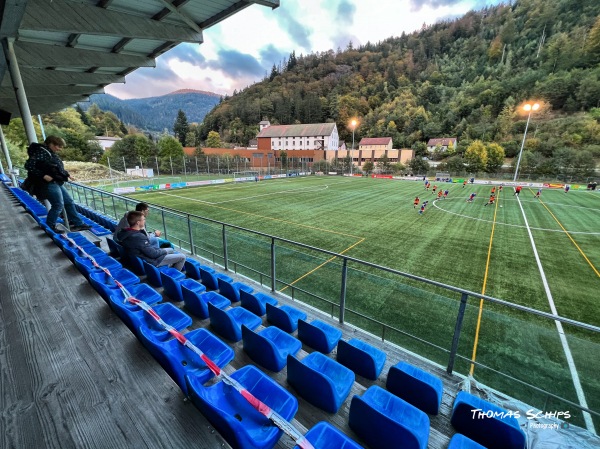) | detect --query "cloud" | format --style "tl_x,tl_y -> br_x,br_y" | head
259,44 -> 289,67
337,0 -> 357,22
275,6 -> 312,51
165,43 -> 205,66
206,49 -> 265,78
106,57 -> 184,98
134,57 -> 181,82
409,0 -> 464,10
